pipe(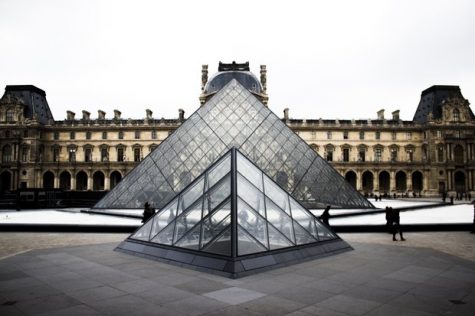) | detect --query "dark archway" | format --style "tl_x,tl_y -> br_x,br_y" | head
454,145 -> 464,164
454,171 -> 466,193
59,171 -> 71,190
412,171 -> 423,193
396,171 -> 407,192
76,171 -> 88,191
0,171 -> 12,193
93,171 -> 105,191
345,171 -> 357,189
110,171 -> 122,190
43,171 -> 55,189
362,171 -> 373,192
379,171 -> 390,193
